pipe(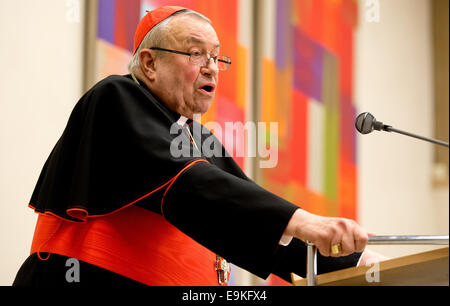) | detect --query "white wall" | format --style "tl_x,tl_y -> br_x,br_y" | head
356,0 -> 449,258
0,0 -> 85,285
